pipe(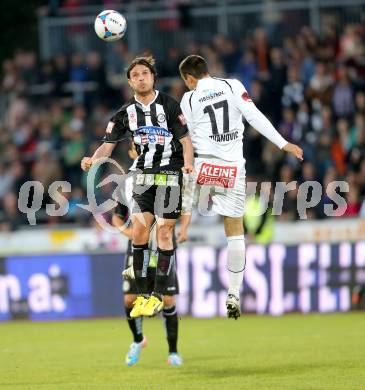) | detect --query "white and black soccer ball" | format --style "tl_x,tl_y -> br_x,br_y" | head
94,10 -> 127,42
